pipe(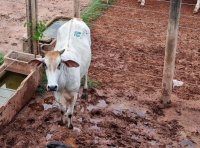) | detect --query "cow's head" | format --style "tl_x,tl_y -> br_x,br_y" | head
28,49 -> 79,91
